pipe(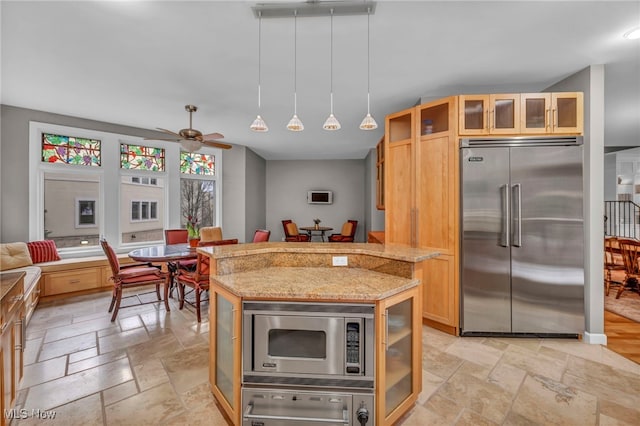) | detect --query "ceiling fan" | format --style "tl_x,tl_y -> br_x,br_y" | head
146,105 -> 231,151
